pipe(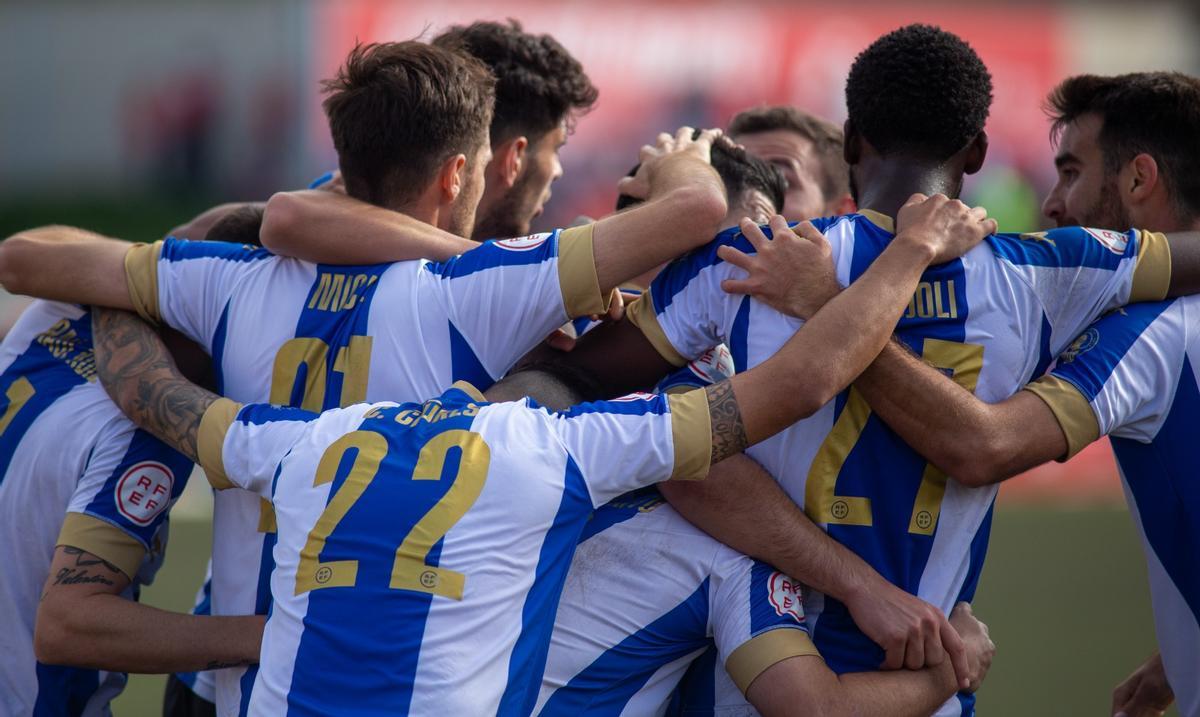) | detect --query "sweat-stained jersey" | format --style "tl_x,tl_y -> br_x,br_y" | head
1025,296 -> 1200,717
122,226 -> 608,715
0,301 -> 192,716
535,490 -> 812,717
626,212 -> 1171,716
193,382 -> 712,716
